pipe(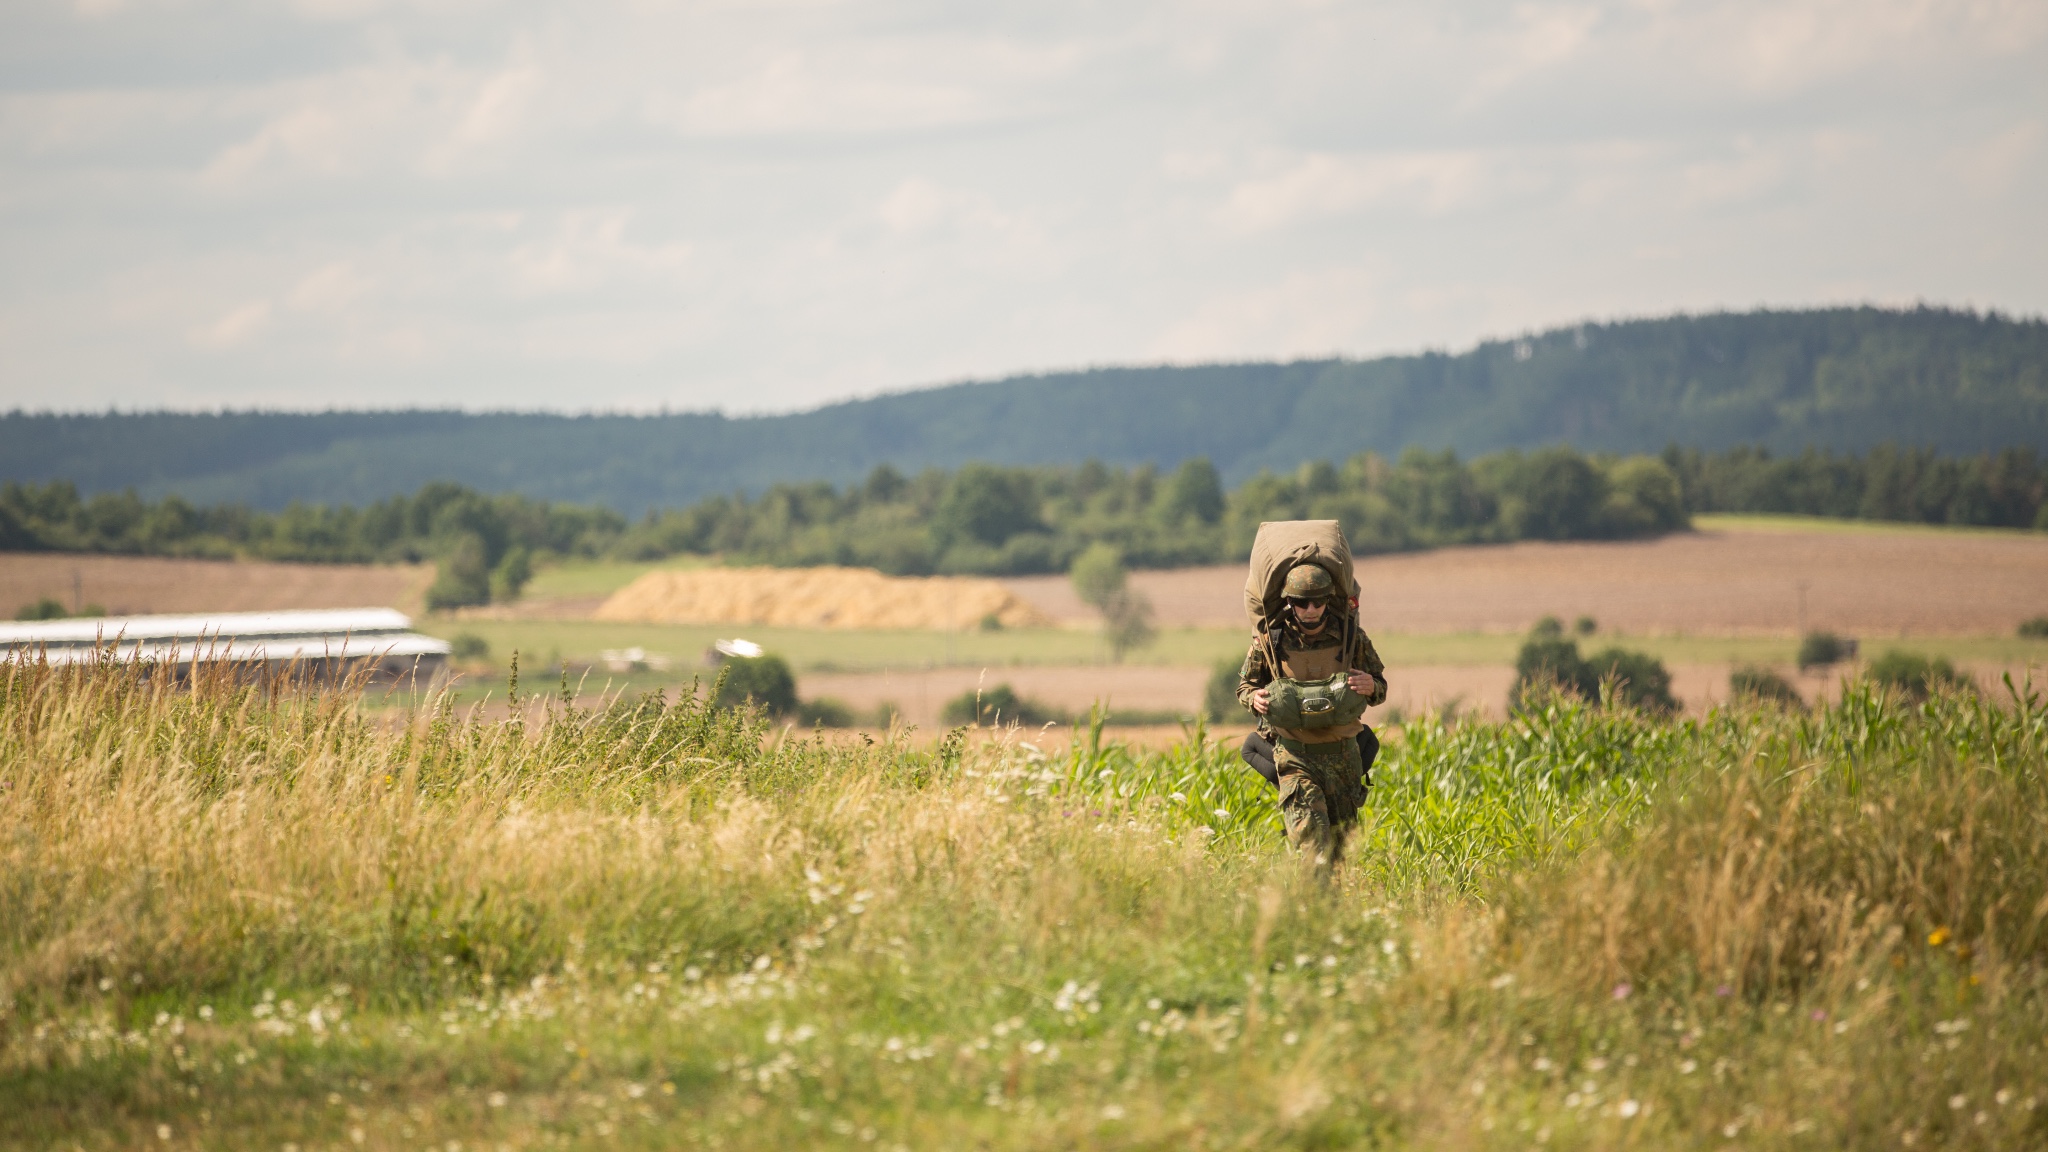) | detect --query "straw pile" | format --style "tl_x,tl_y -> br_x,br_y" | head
594,566 -> 1053,631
